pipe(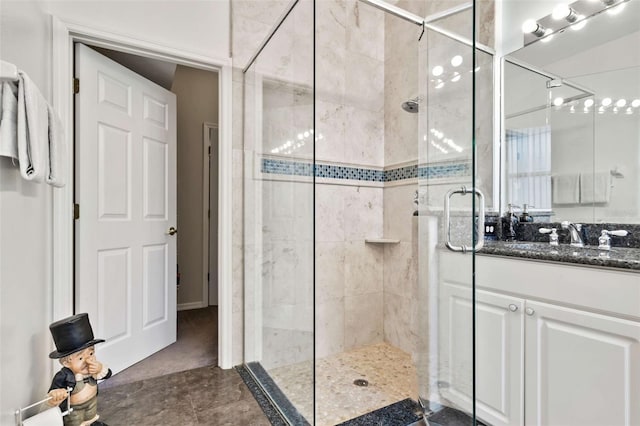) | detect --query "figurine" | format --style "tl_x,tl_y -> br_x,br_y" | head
47,313 -> 111,426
